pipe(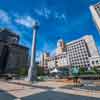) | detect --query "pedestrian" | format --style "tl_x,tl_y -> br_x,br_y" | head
71,66 -> 79,87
